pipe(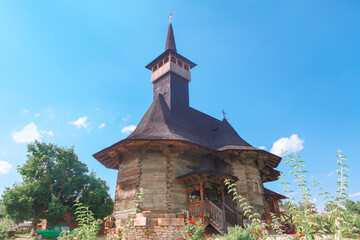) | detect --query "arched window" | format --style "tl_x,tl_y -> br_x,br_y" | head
153,65 -> 157,72
158,61 -> 163,67
184,64 -> 189,70
171,57 -> 176,63
164,57 -> 169,63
